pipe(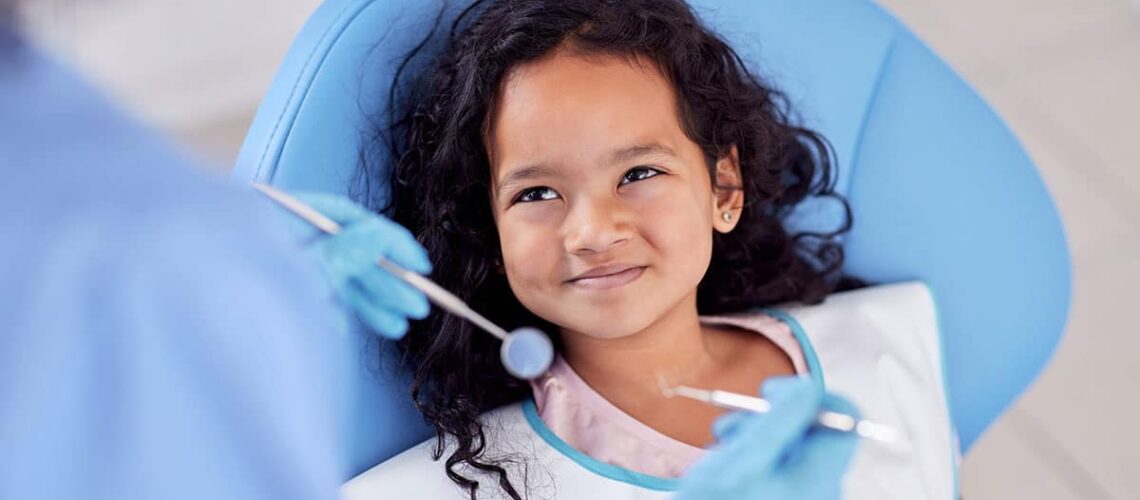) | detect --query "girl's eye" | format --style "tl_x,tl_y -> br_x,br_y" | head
514,186 -> 560,204
619,166 -> 663,186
